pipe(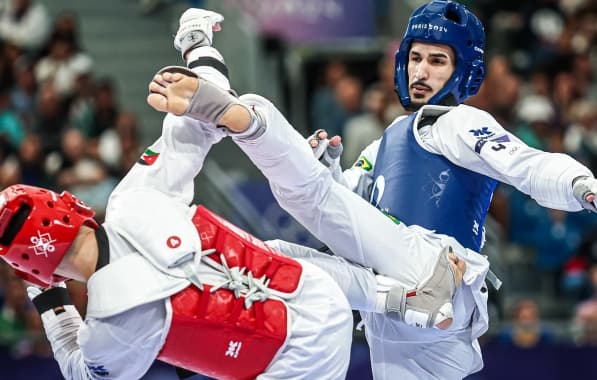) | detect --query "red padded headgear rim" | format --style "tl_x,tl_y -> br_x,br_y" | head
0,185 -> 98,287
